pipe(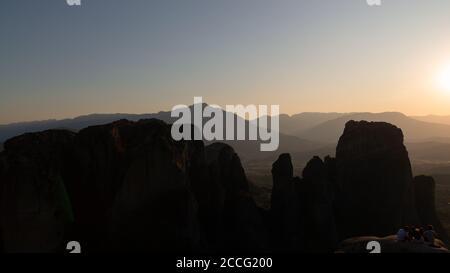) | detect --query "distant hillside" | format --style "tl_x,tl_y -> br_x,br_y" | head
407,142 -> 450,161
411,115 -> 450,125
277,112 -> 348,135
4,111 -> 450,160
298,112 -> 450,143
0,106 -> 323,162
0,113 -> 173,143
